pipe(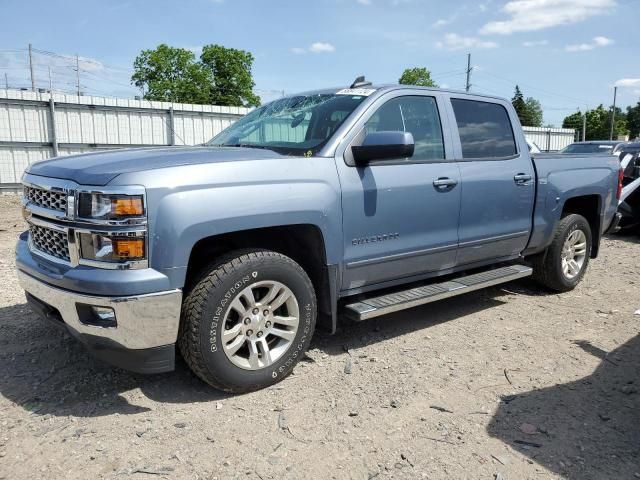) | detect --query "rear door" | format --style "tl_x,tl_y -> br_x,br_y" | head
335,90 -> 461,292
447,96 -> 535,266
